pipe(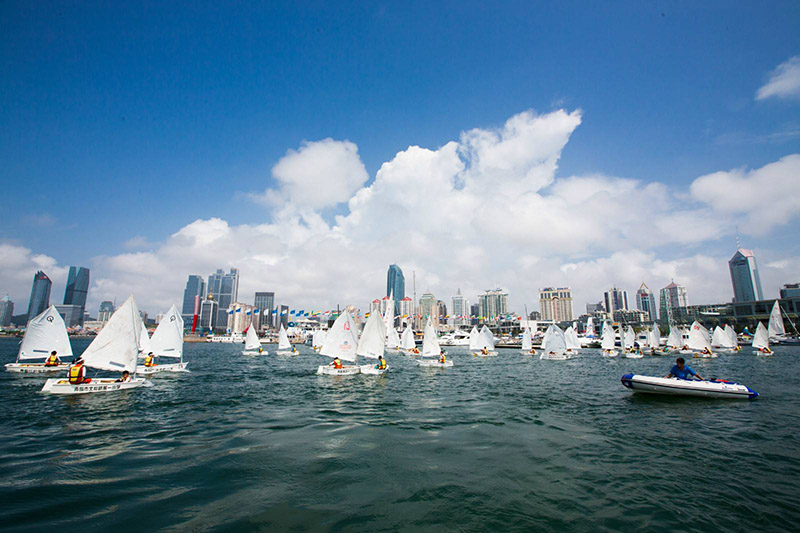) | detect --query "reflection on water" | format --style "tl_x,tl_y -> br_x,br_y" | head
0,339 -> 798,531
